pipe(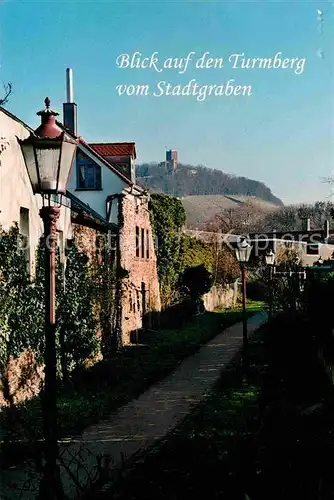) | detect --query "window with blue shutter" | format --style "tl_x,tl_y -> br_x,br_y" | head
76,153 -> 102,190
